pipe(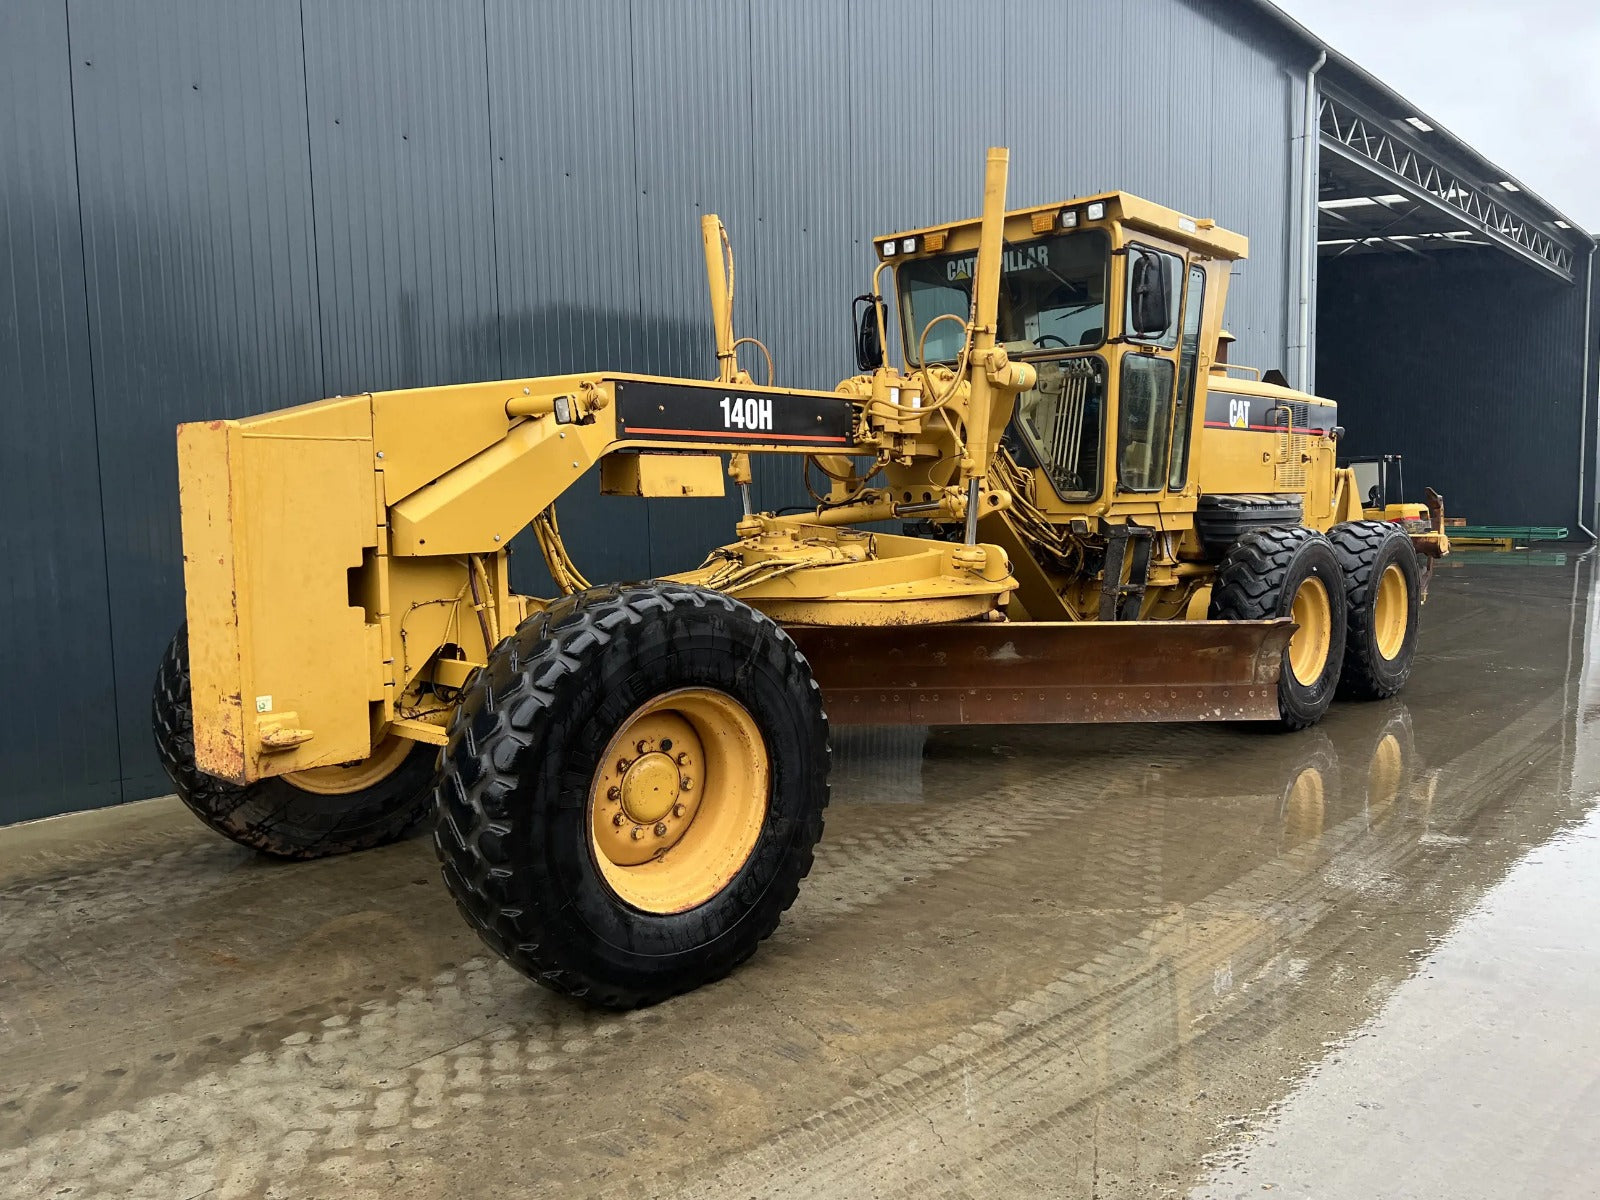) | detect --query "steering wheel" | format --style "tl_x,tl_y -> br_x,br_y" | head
1033,334 -> 1072,349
